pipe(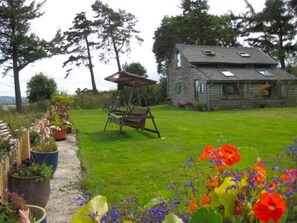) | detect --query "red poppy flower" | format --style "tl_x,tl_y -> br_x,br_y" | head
199,145 -> 216,161
219,144 -> 241,166
253,192 -> 286,223
187,198 -> 199,212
